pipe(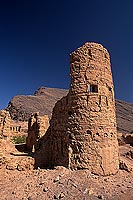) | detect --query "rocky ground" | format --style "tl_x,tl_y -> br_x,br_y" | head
0,164 -> 133,200
0,137 -> 133,200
